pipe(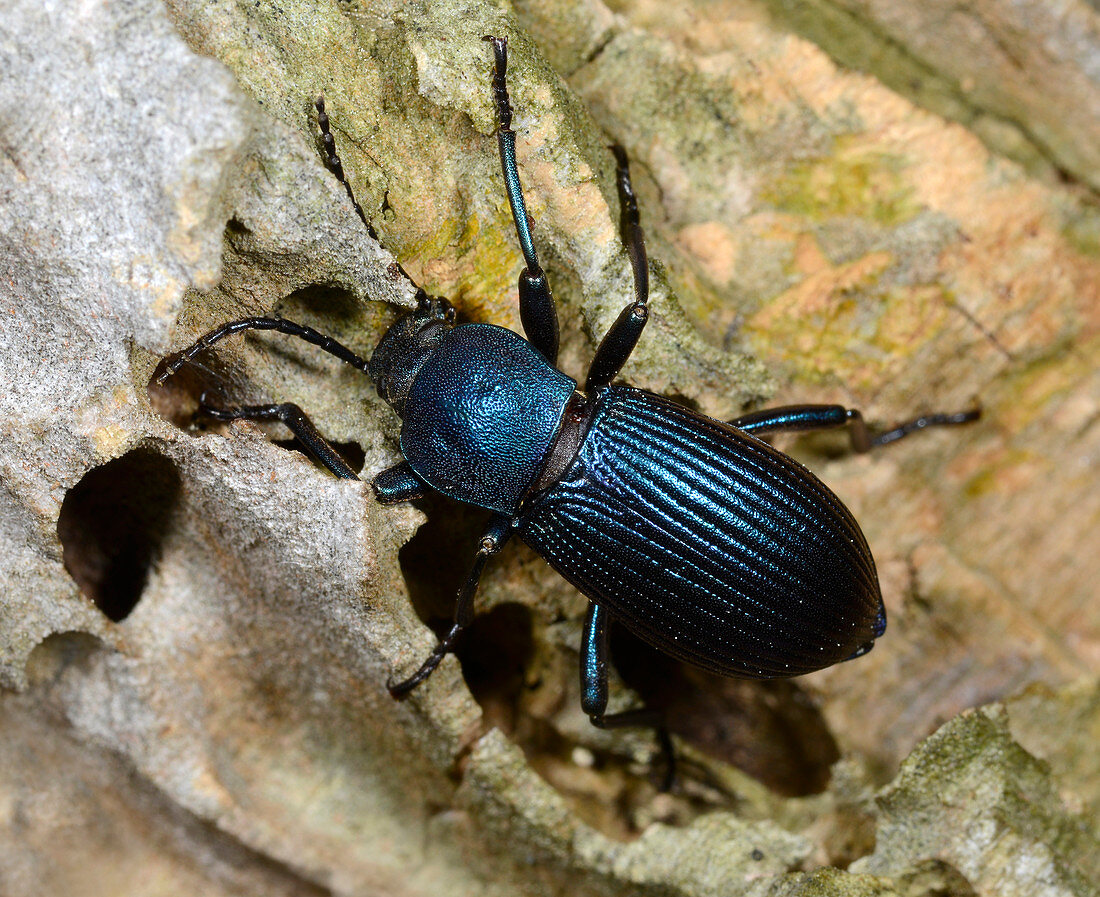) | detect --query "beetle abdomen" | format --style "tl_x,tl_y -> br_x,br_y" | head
517,387 -> 884,678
